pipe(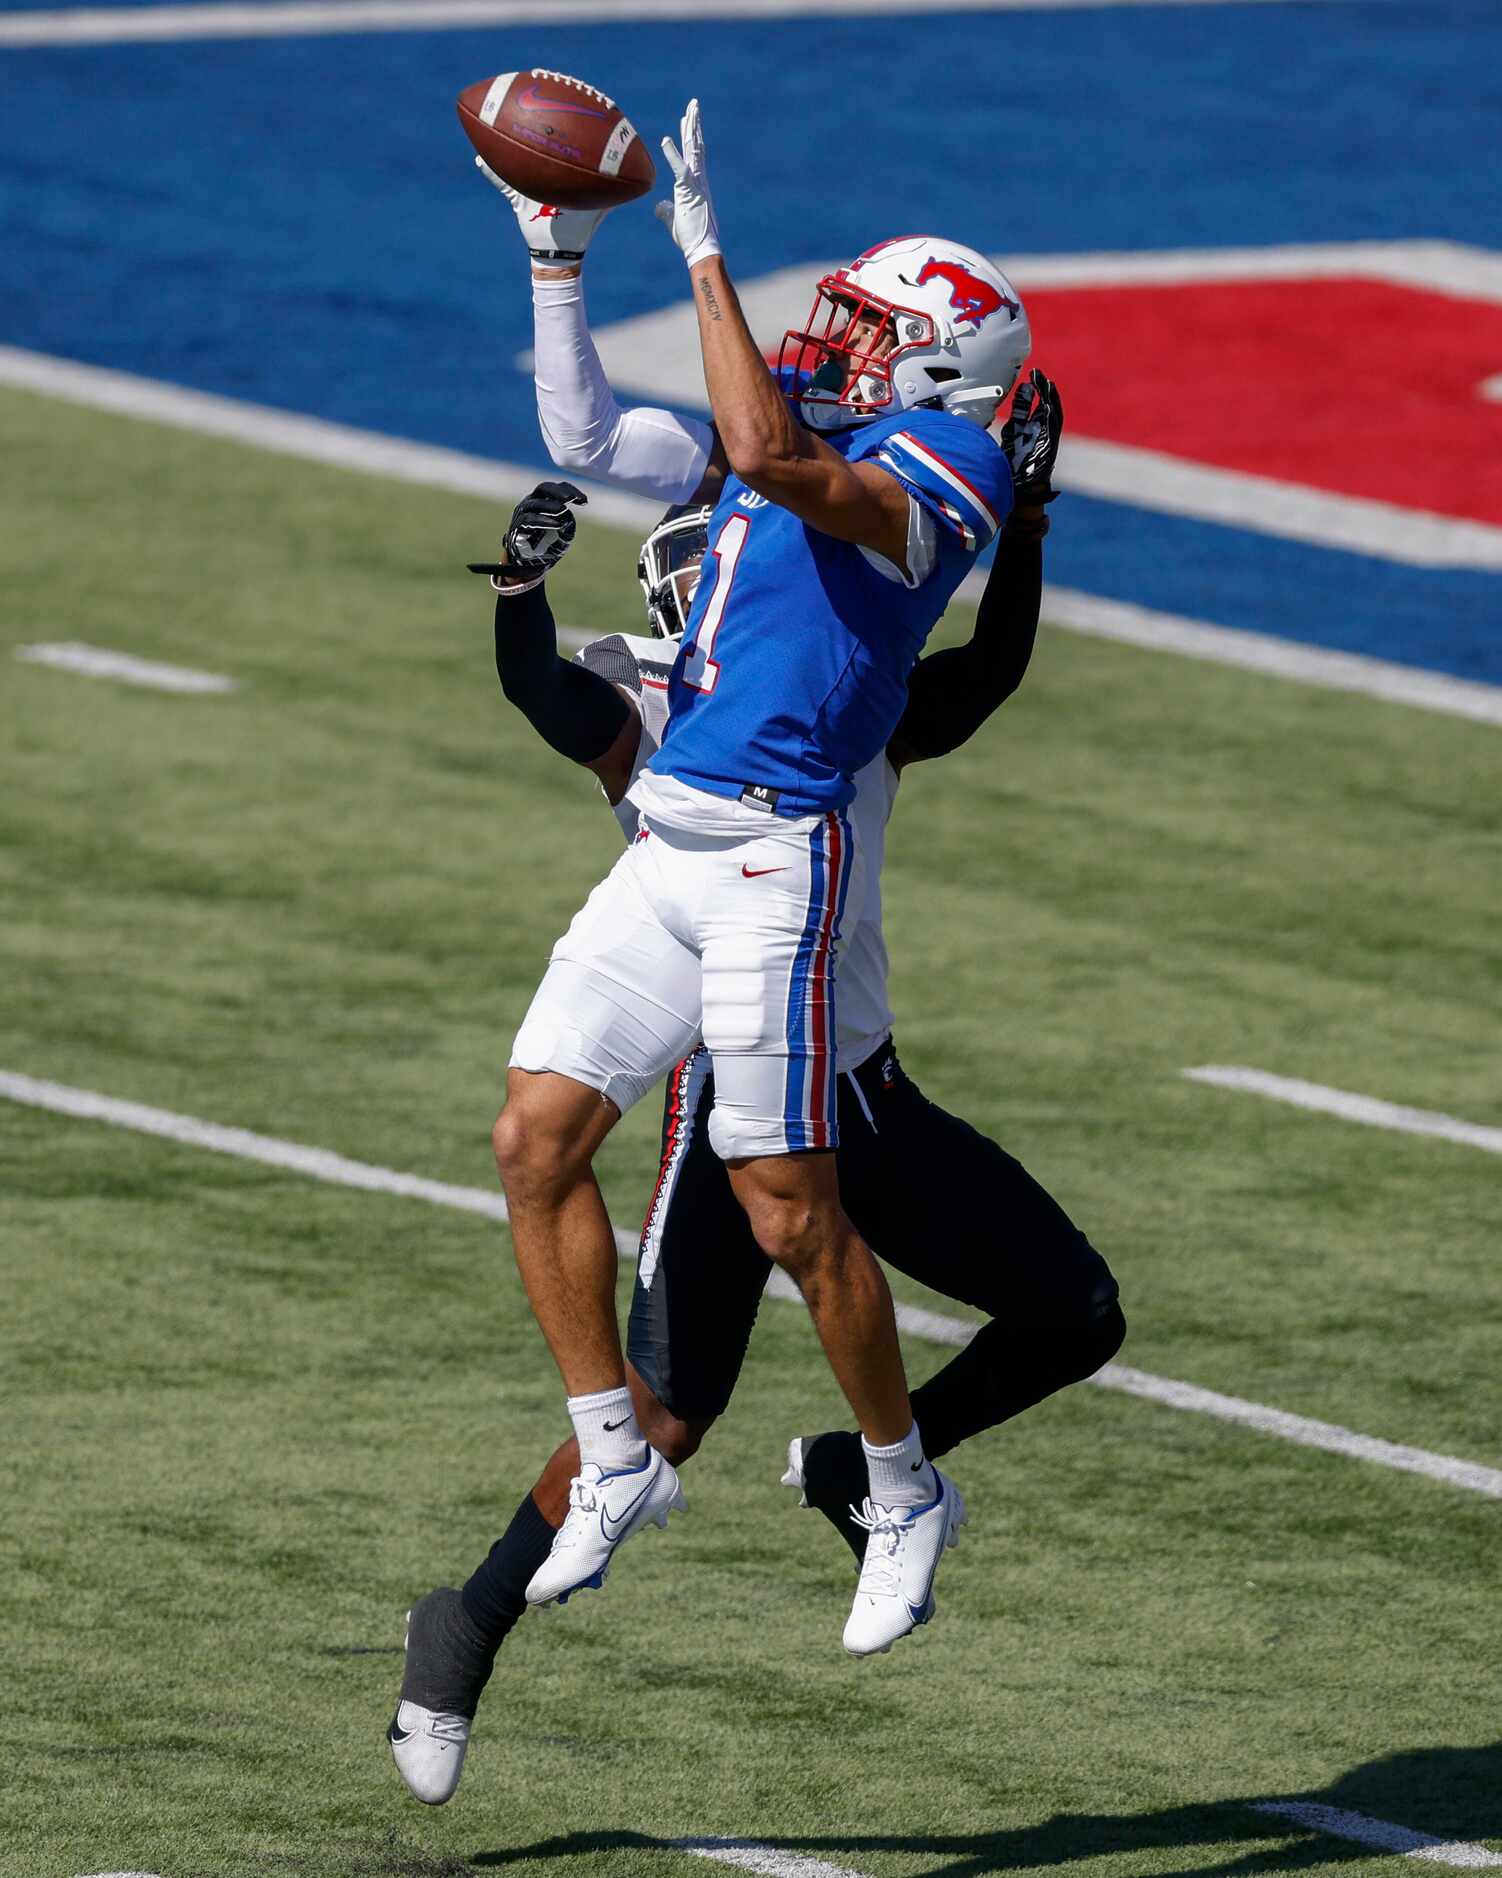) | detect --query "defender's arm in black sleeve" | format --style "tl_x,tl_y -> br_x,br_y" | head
492,579 -> 633,766
884,519 -> 1044,772
886,368 -> 1062,773
474,477 -> 641,800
